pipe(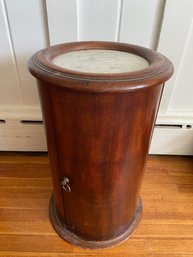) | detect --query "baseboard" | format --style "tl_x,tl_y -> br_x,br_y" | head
0,106 -> 47,151
149,113 -> 193,155
150,126 -> 193,155
0,107 -> 193,155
